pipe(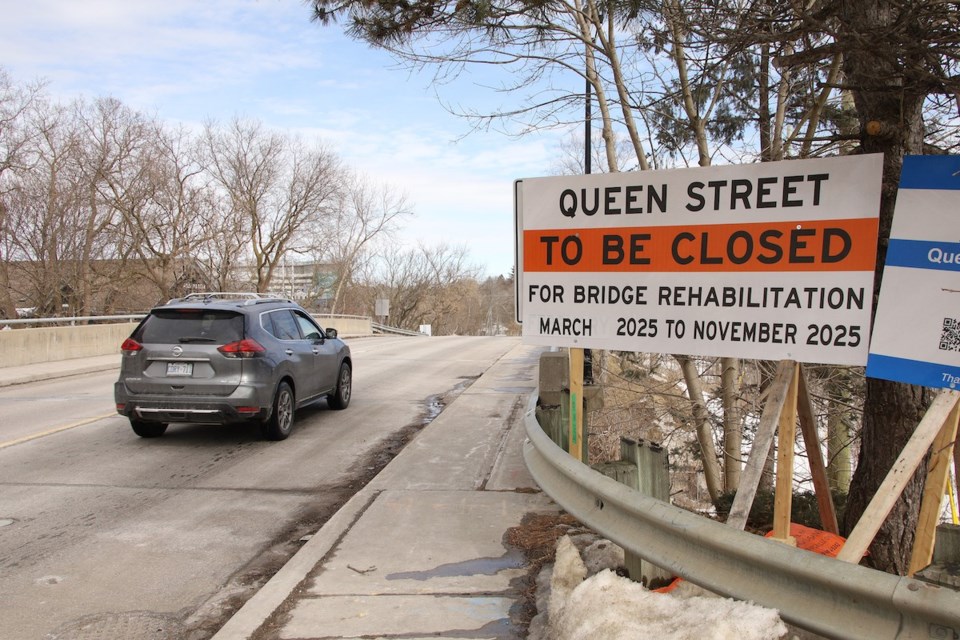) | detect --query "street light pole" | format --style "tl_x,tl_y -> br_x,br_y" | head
585,73 -> 592,175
